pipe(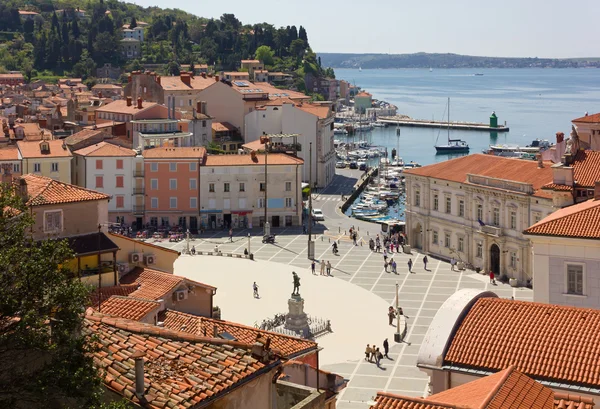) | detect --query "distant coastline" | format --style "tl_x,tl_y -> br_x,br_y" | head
318,52 -> 600,69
